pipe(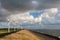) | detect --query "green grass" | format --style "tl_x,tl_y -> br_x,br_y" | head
0,29 -> 15,33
